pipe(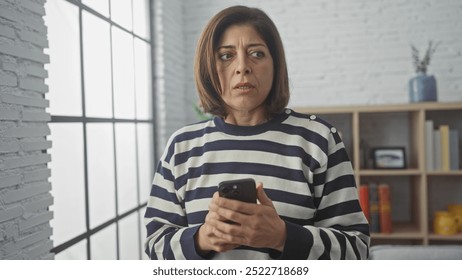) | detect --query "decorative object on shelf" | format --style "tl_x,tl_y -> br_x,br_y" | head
433,211 -> 458,235
372,147 -> 406,169
408,41 -> 440,103
448,204 -> 462,232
